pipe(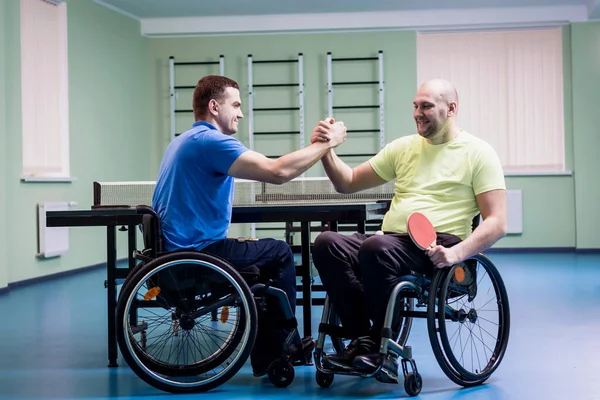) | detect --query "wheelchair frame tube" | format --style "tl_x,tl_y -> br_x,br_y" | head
189,295 -> 241,320
316,295 -> 335,351
380,281 -> 421,358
